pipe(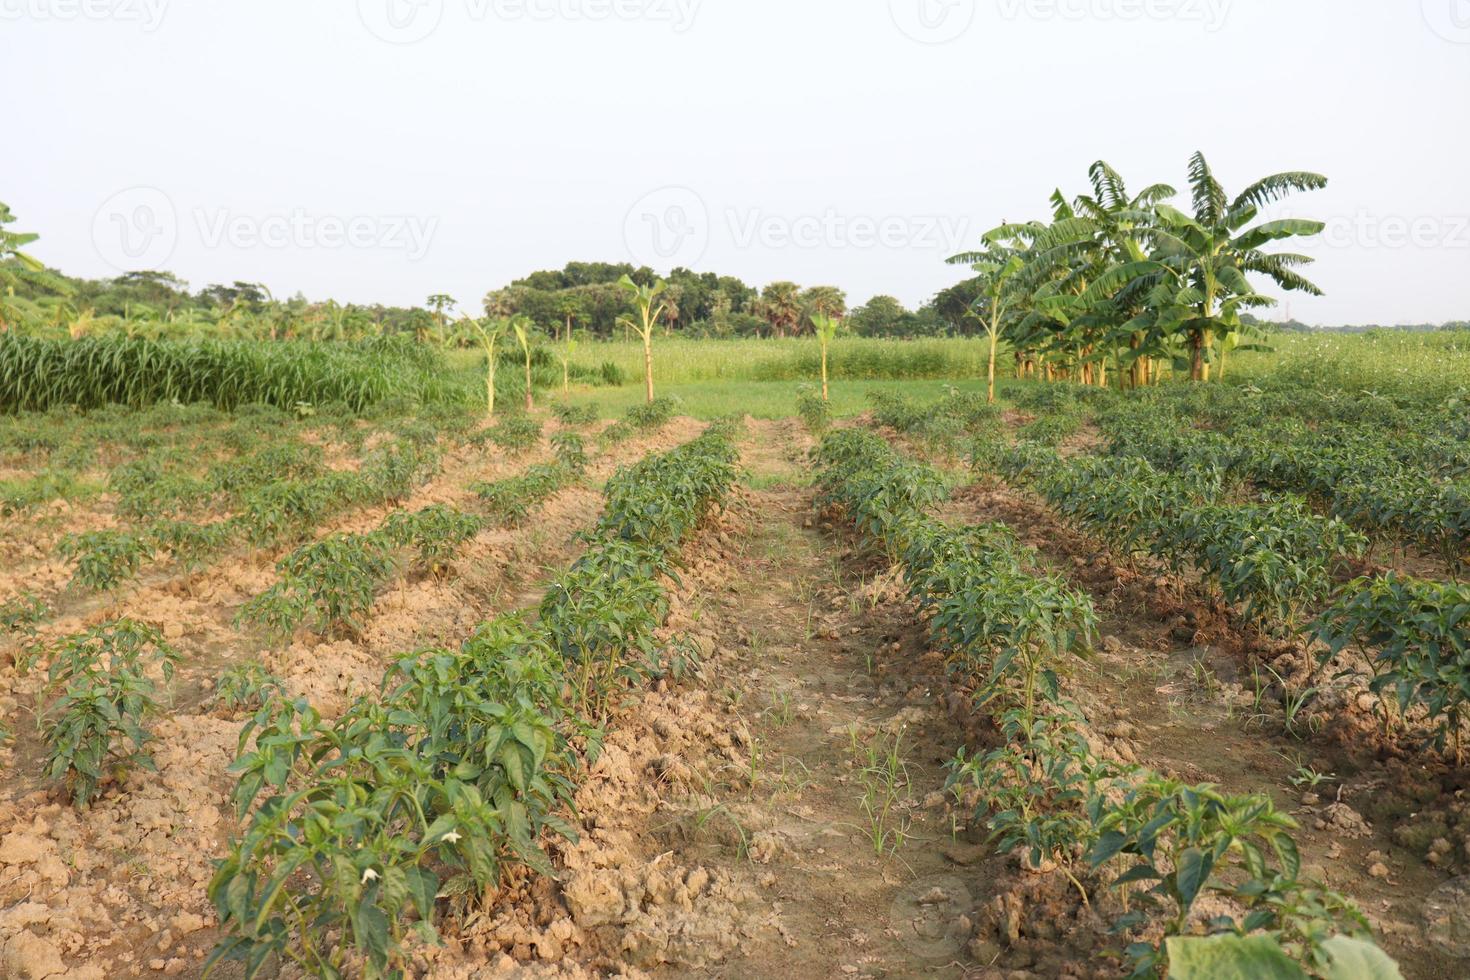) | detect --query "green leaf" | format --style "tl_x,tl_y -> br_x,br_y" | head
1164,933 -> 1308,980
1318,936 -> 1404,980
